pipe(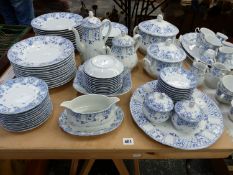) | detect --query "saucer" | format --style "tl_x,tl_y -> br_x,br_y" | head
130,80 -> 224,150
59,105 -> 124,136
73,66 -> 132,96
180,33 -> 205,61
